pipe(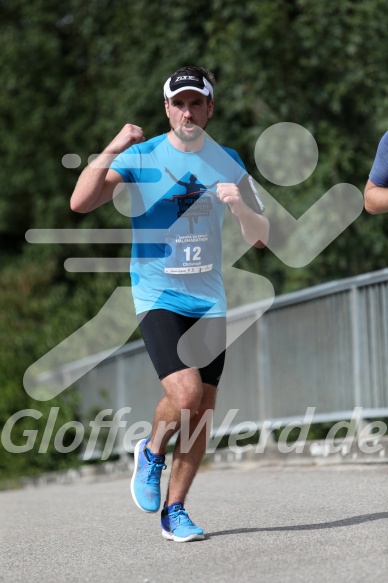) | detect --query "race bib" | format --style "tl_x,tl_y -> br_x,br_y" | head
164,232 -> 213,274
